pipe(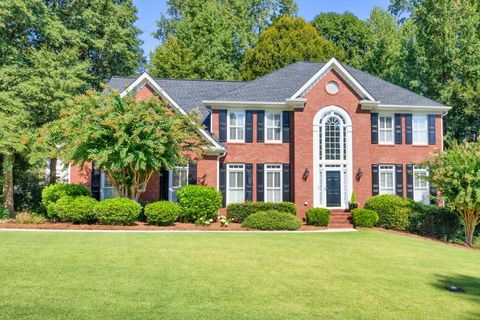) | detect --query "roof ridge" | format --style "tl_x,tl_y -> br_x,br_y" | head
109,75 -> 246,84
